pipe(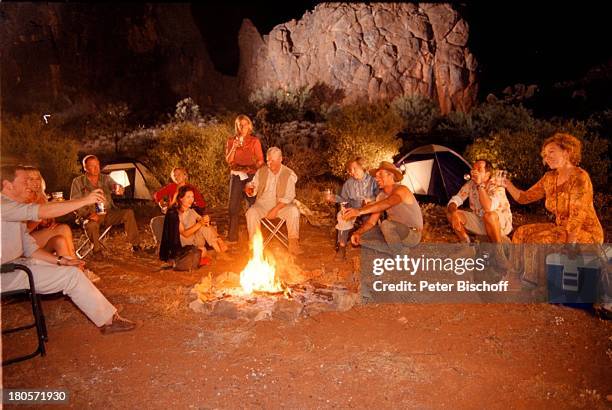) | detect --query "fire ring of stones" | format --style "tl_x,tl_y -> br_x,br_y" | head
189,271 -> 360,322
